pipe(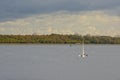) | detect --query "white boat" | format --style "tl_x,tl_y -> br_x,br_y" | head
78,38 -> 88,58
